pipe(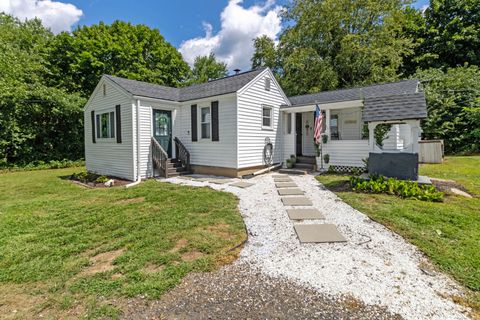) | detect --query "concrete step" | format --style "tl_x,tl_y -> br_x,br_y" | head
294,163 -> 315,170
296,156 -> 316,164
